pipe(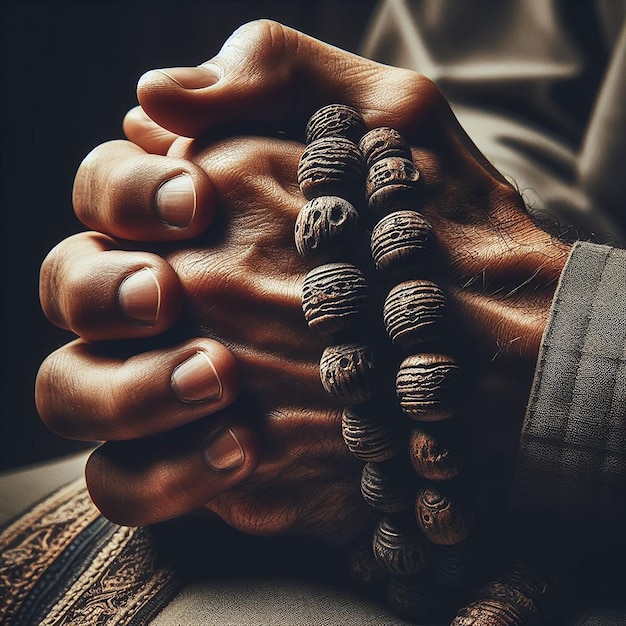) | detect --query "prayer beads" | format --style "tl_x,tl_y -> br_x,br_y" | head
295,104 -> 551,625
